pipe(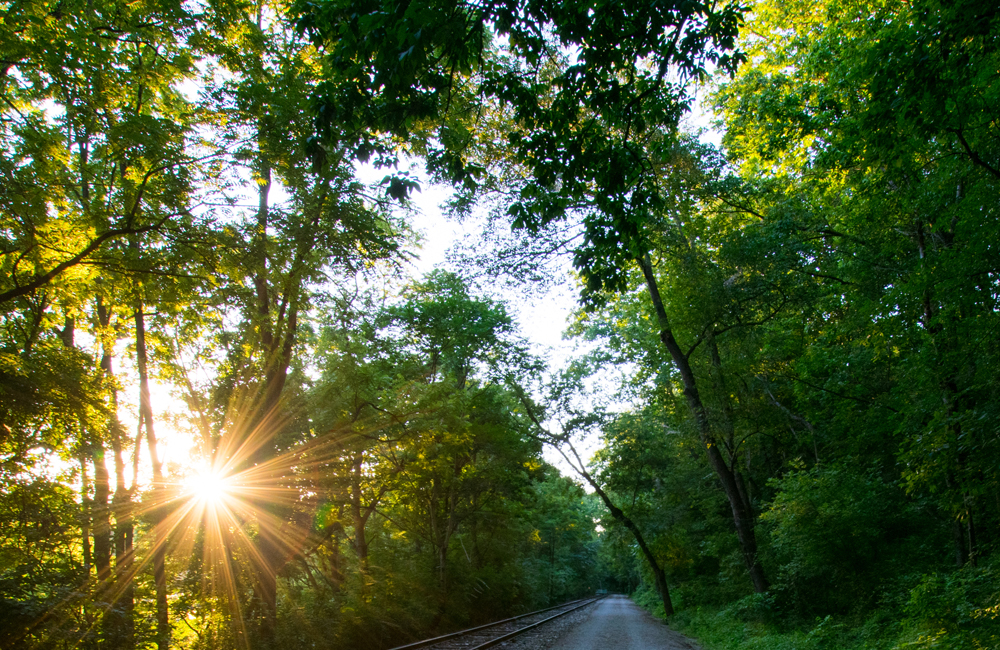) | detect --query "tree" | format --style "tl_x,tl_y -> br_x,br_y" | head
0,1 -> 210,647
179,1 -> 408,641
715,0 -> 1000,568
374,272 -> 536,608
0,0 -> 202,308
2,0 -> 618,648
293,0 -> 792,593
511,369 -> 678,616
294,274 -> 602,646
